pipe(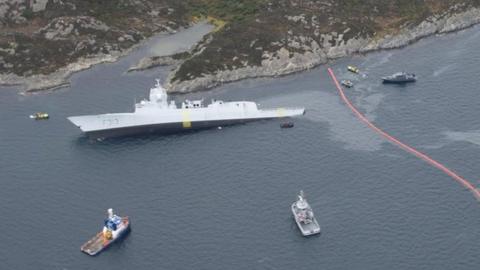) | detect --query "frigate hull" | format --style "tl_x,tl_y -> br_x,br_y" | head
81,117 -> 274,139
68,80 -> 305,139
